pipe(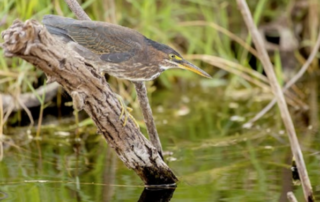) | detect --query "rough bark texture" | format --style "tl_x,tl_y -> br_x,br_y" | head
1,19 -> 177,186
